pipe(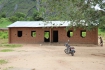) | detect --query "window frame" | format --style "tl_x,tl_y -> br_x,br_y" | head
31,31 -> 36,37
81,30 -> 86,38
17,31 -> 22,37
67,30 -> 73,38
